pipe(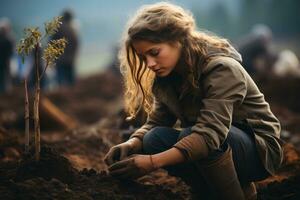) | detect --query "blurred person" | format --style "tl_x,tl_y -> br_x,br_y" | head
107,45 -> 121,75
273,49 -> 300,78
52,9 -> 79,87
104,2 -> 283,200
237,24 -> 277,76
0,18 -> 14,93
